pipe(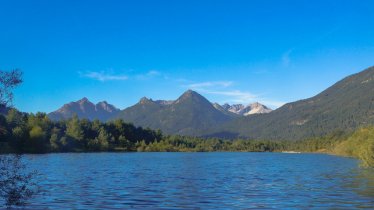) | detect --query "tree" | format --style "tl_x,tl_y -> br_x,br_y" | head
0,69 -> 38,207
118,135 -> 131,151
0,115 -> 8,142
0,69 -> 22,107
10,126 -> 28,151
28,125 -> 46,153
6,109 -> 24,128
96,127 -> 110,150
0,155 -> 38,207
48,127 -> 62,152
49,133 -> 59,152
65,115 -> 84,148
136,140 -> 147,152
